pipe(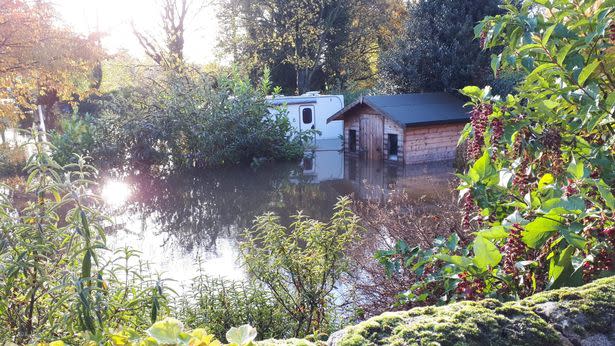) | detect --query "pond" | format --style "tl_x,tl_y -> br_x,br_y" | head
101,148 -> 457,288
